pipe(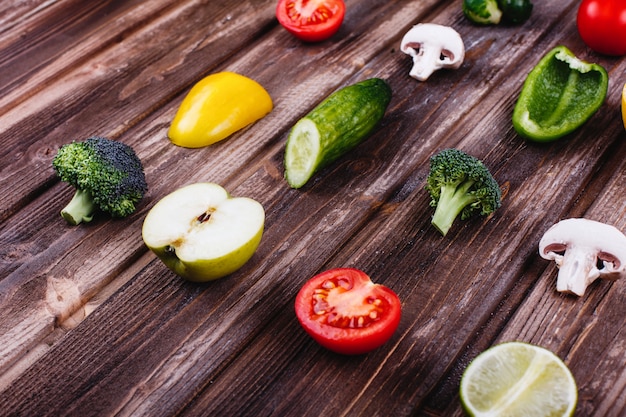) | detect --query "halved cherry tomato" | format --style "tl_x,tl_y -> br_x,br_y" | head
577,0 -> 626,56
276,0 -> 346,42
295,268 -> 401,355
